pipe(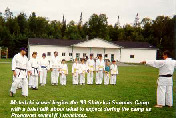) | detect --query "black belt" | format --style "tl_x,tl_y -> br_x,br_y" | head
16,67 -> 26,71
159,74 -> 172,77
32,67 -> 38,74
16,68 -> 27,77
41,66 -> 47,68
